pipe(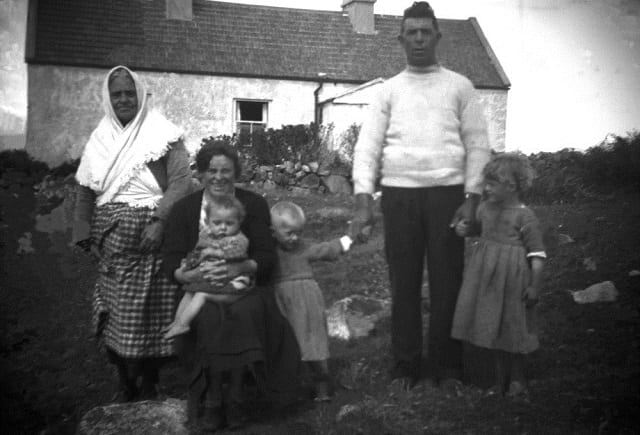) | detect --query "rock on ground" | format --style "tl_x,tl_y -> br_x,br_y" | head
76,399 -> 187,435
